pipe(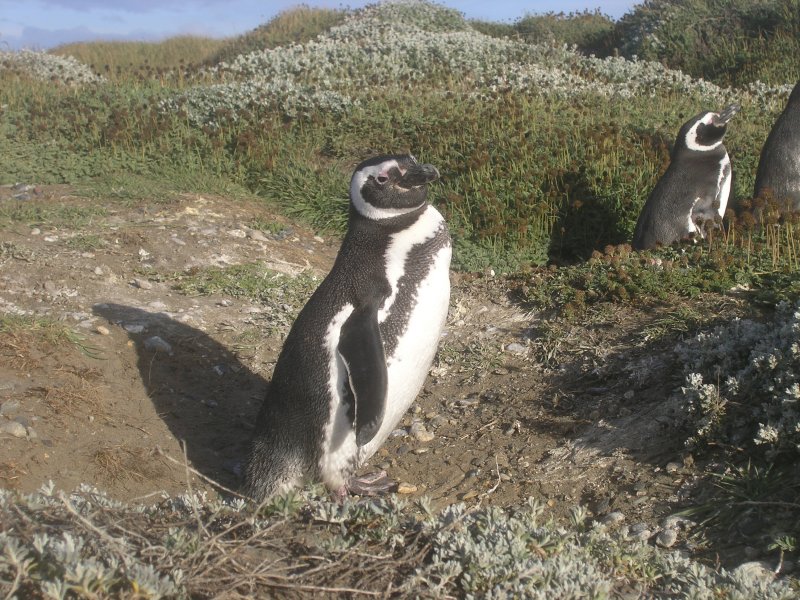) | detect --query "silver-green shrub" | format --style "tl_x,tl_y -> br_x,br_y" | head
162,0 -> 793,127
677,301 -> 800,455
0,50 -> 104,86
